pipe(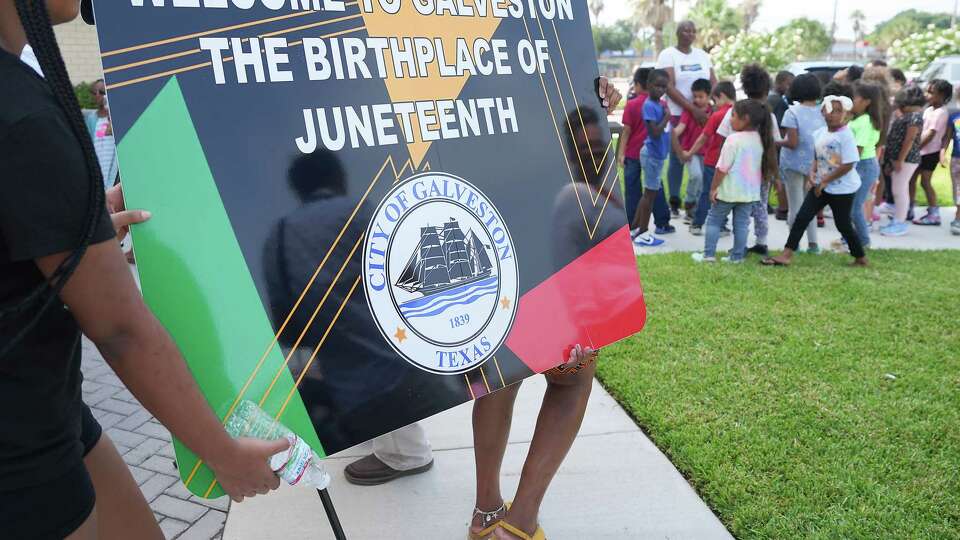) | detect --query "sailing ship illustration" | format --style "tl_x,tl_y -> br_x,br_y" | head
395,218 -> 495,297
